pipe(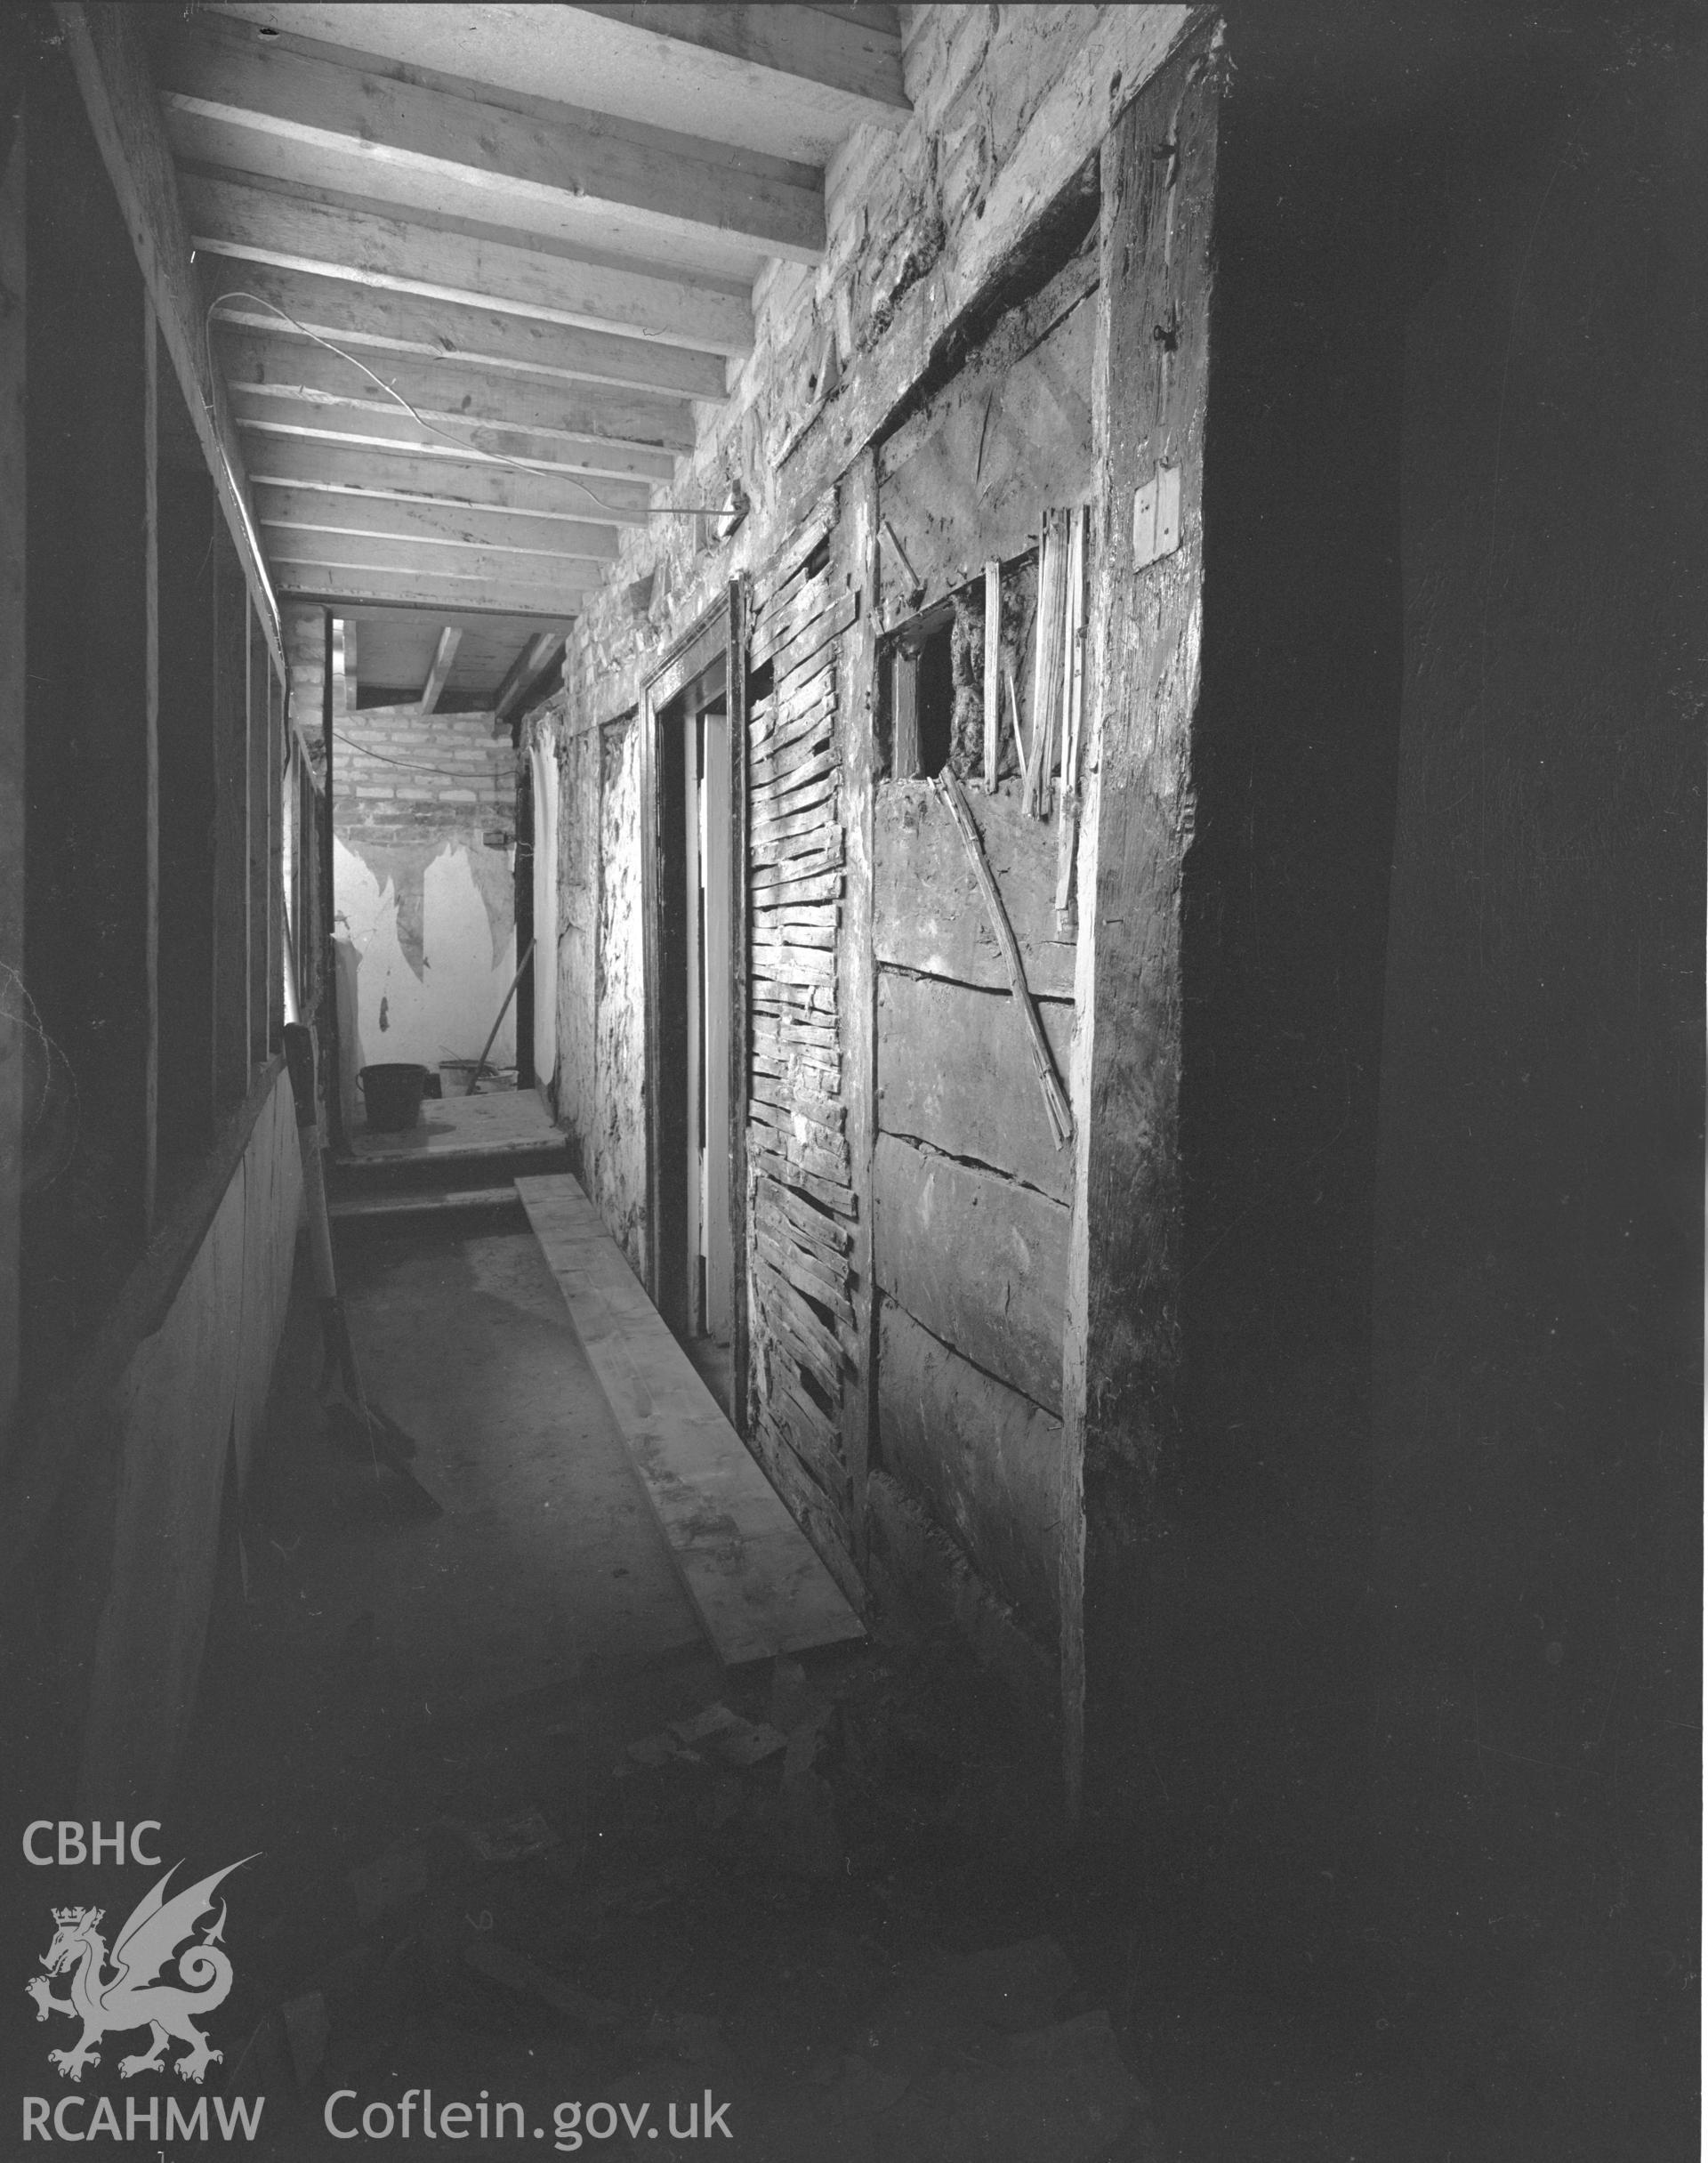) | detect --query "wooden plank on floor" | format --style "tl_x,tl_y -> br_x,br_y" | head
516,1170 -> 864,1662
329,1183 -> 521,1221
